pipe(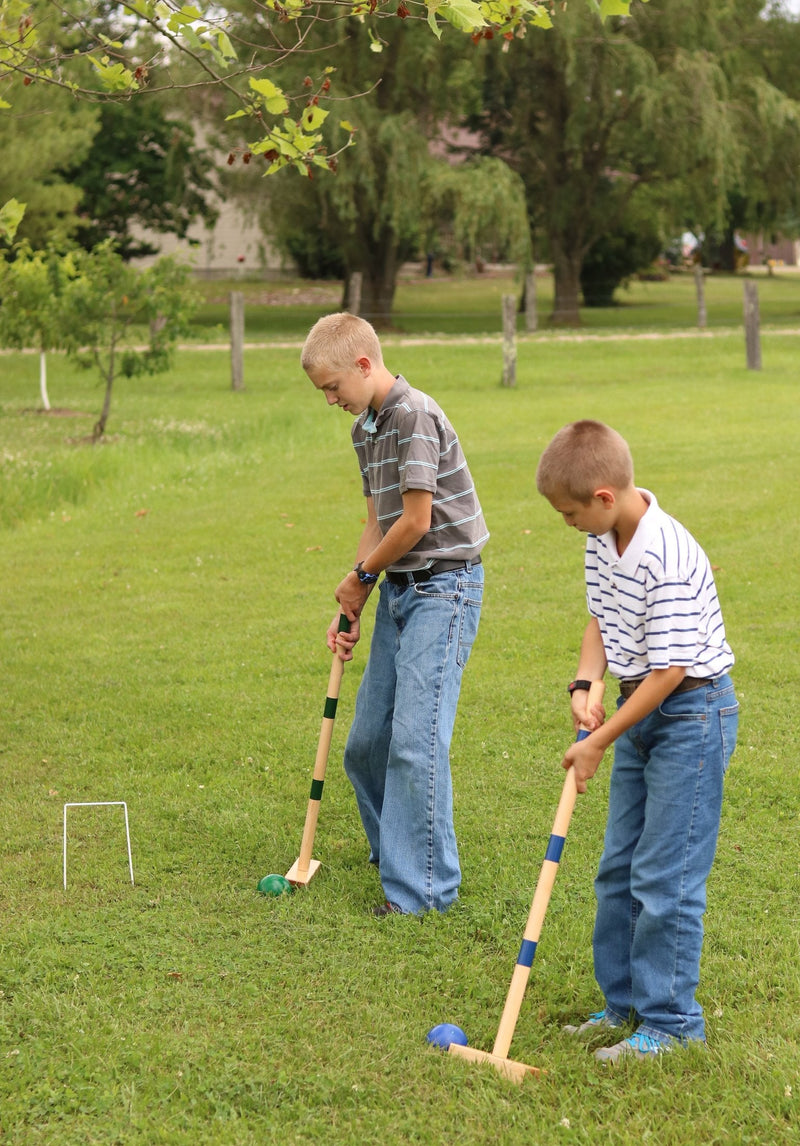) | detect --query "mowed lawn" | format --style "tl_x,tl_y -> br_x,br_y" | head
1,325 -> 798,1145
